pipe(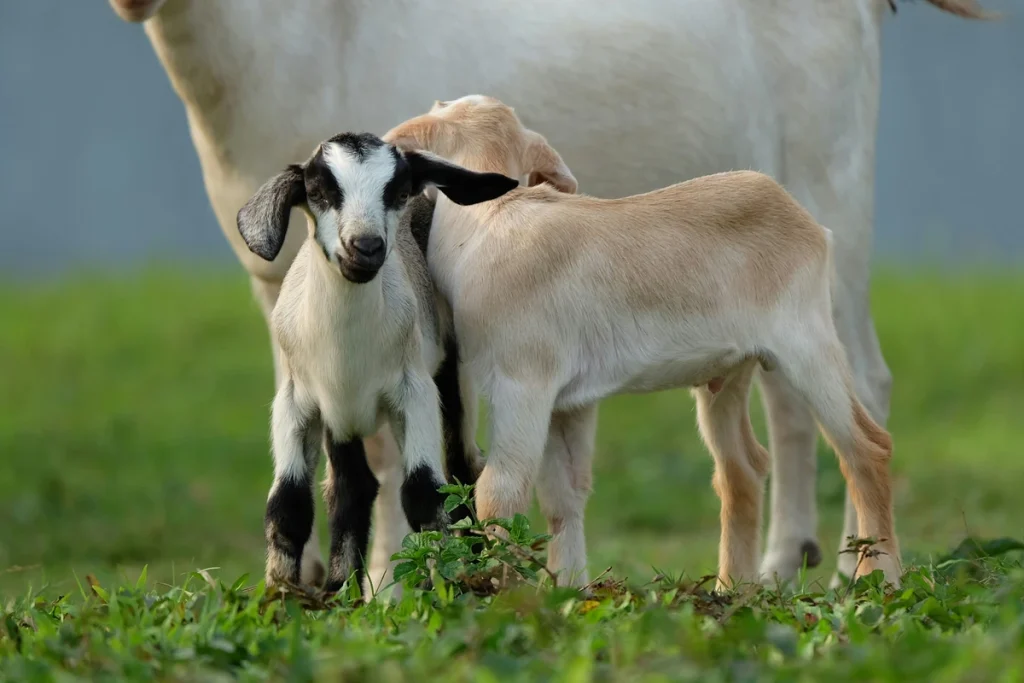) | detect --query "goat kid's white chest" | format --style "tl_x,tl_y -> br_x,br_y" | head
280,254 -> 431,439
